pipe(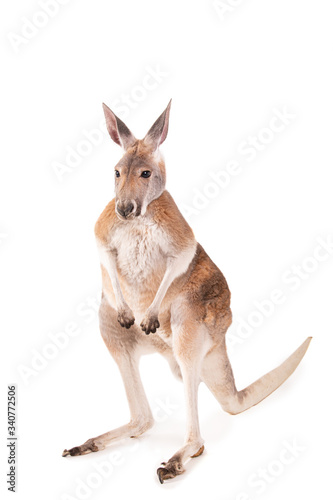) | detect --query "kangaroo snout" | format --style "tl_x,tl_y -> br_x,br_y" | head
116,201 -> 136,219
